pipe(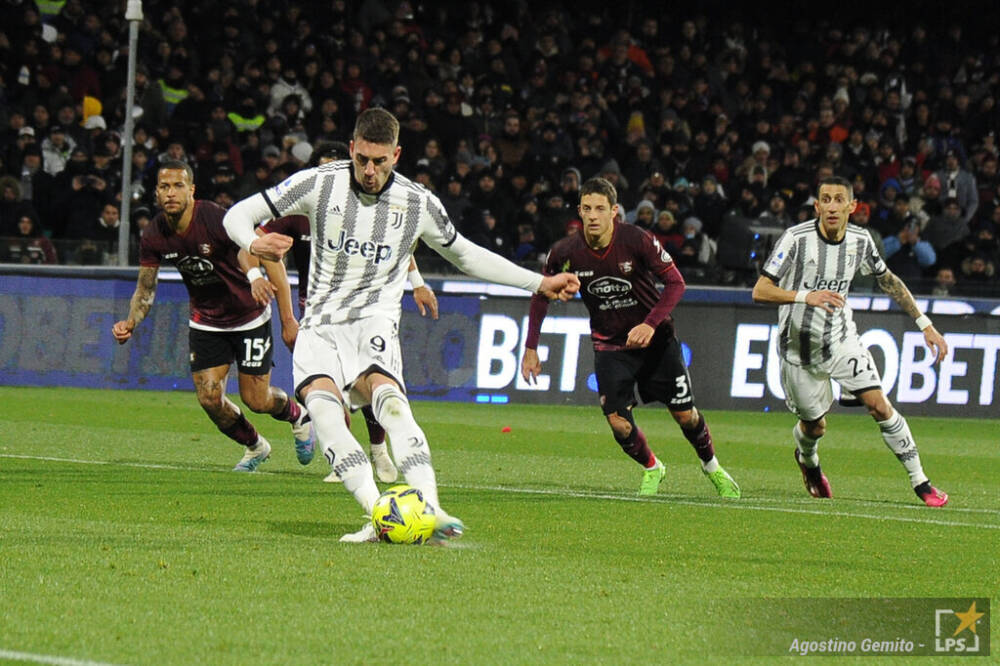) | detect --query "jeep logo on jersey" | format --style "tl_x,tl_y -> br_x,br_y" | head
802,277 -> 851,292
588,276 -> 631,298
326,230 -> 392,263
